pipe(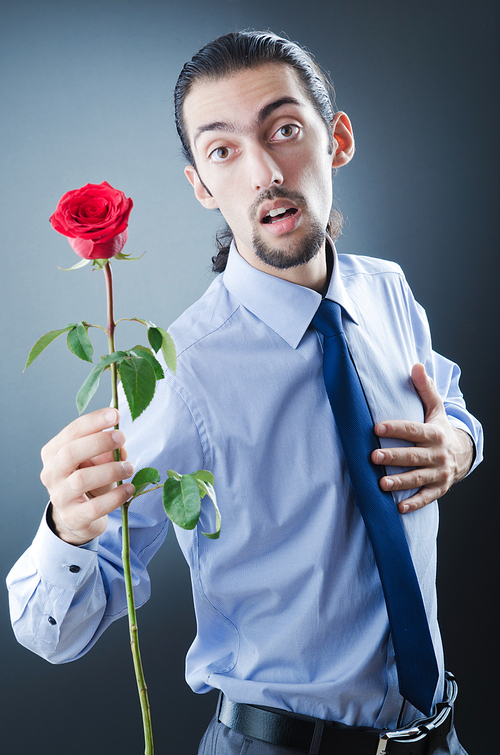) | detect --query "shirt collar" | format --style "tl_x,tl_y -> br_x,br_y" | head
222,239 -> 359,349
